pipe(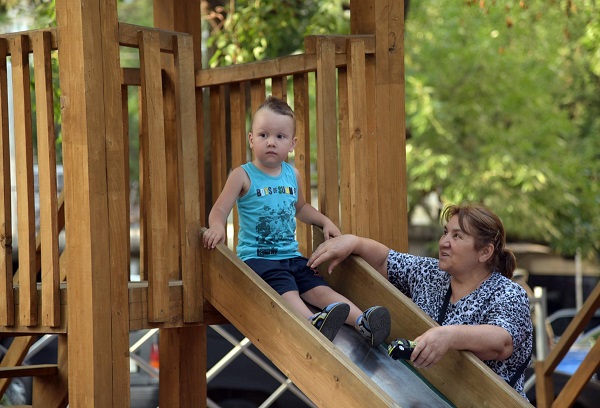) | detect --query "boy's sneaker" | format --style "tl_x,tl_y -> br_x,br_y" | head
310,302 -> 350,342
356,306 -> 391,347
